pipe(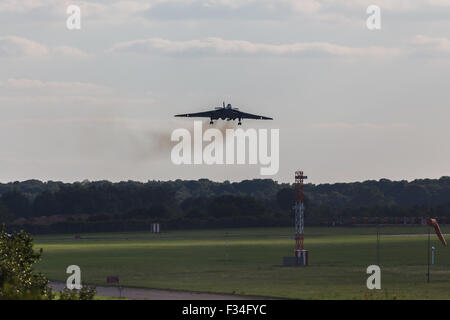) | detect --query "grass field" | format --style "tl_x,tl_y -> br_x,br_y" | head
34,226 -> 450,299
